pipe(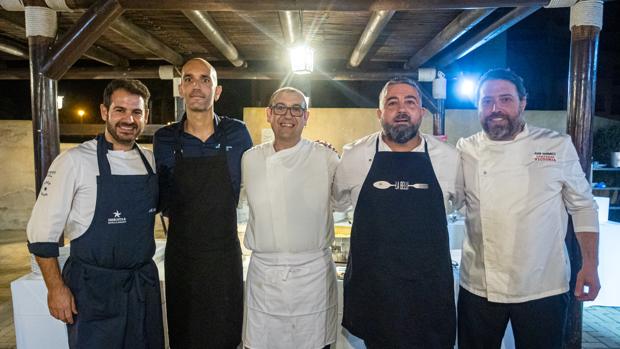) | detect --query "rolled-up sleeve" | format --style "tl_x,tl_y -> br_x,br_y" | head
27,152 -> 77,257
560,138 -> 599,233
